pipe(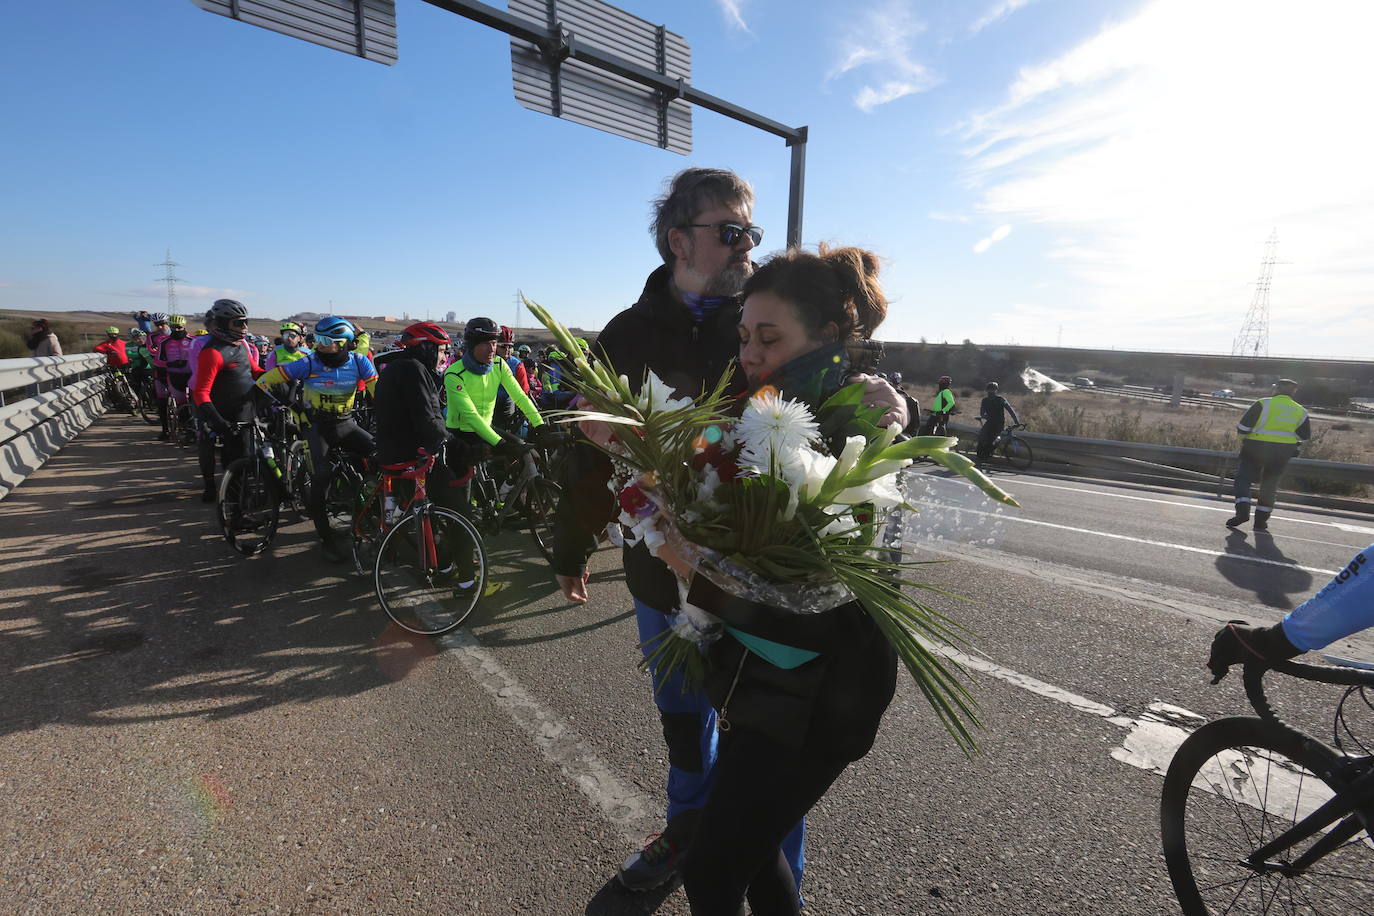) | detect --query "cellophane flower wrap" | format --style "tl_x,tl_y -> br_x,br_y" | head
524,294 -> 1019,752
